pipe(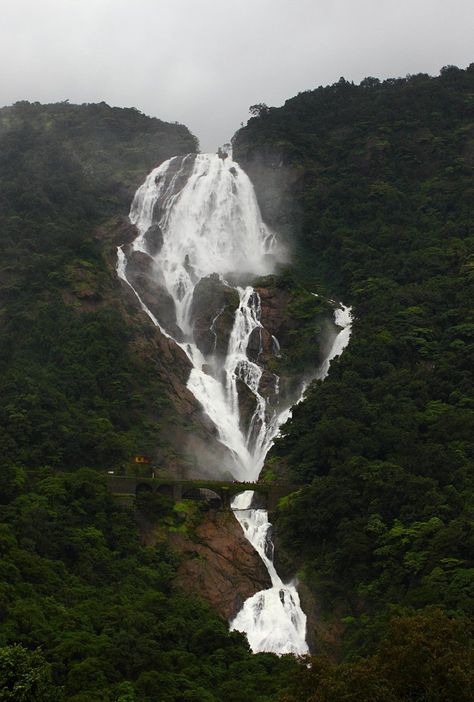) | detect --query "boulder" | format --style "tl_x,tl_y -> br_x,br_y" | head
143,224 -> 164,255
190,274 -> 239,356
247,326 -> 275,364
236,377 -> 258,435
